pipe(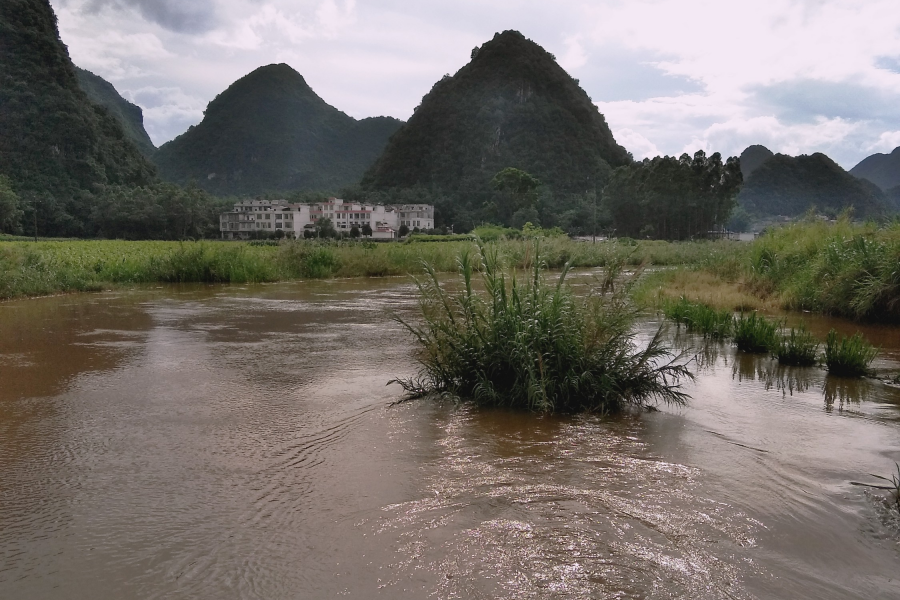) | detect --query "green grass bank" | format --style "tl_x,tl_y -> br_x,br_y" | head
0,237 -> 739,301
